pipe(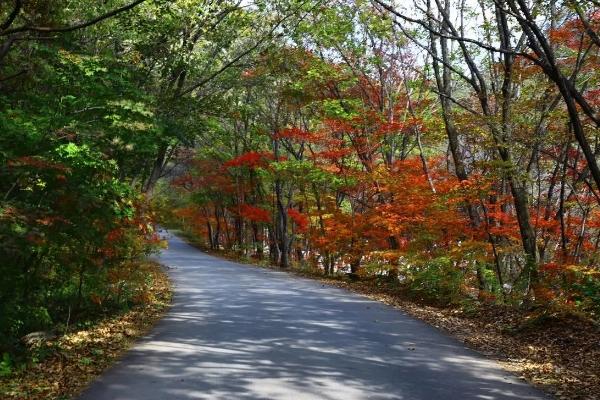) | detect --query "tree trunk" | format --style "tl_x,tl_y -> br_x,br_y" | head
143,144 -> 168,194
